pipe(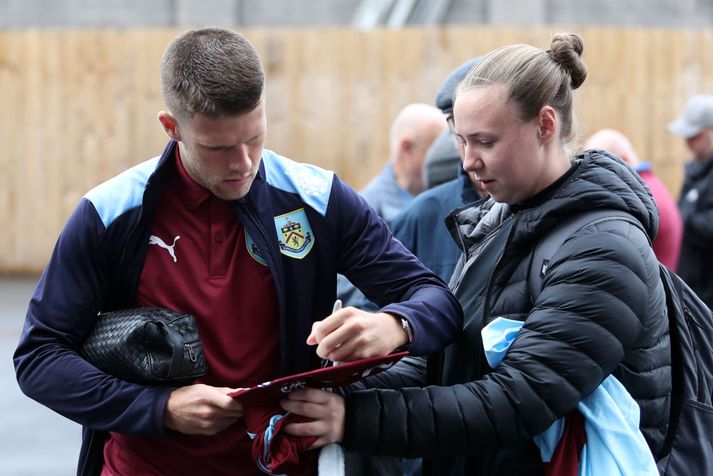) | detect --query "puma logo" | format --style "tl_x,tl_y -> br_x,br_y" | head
149,235 -> 180,263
